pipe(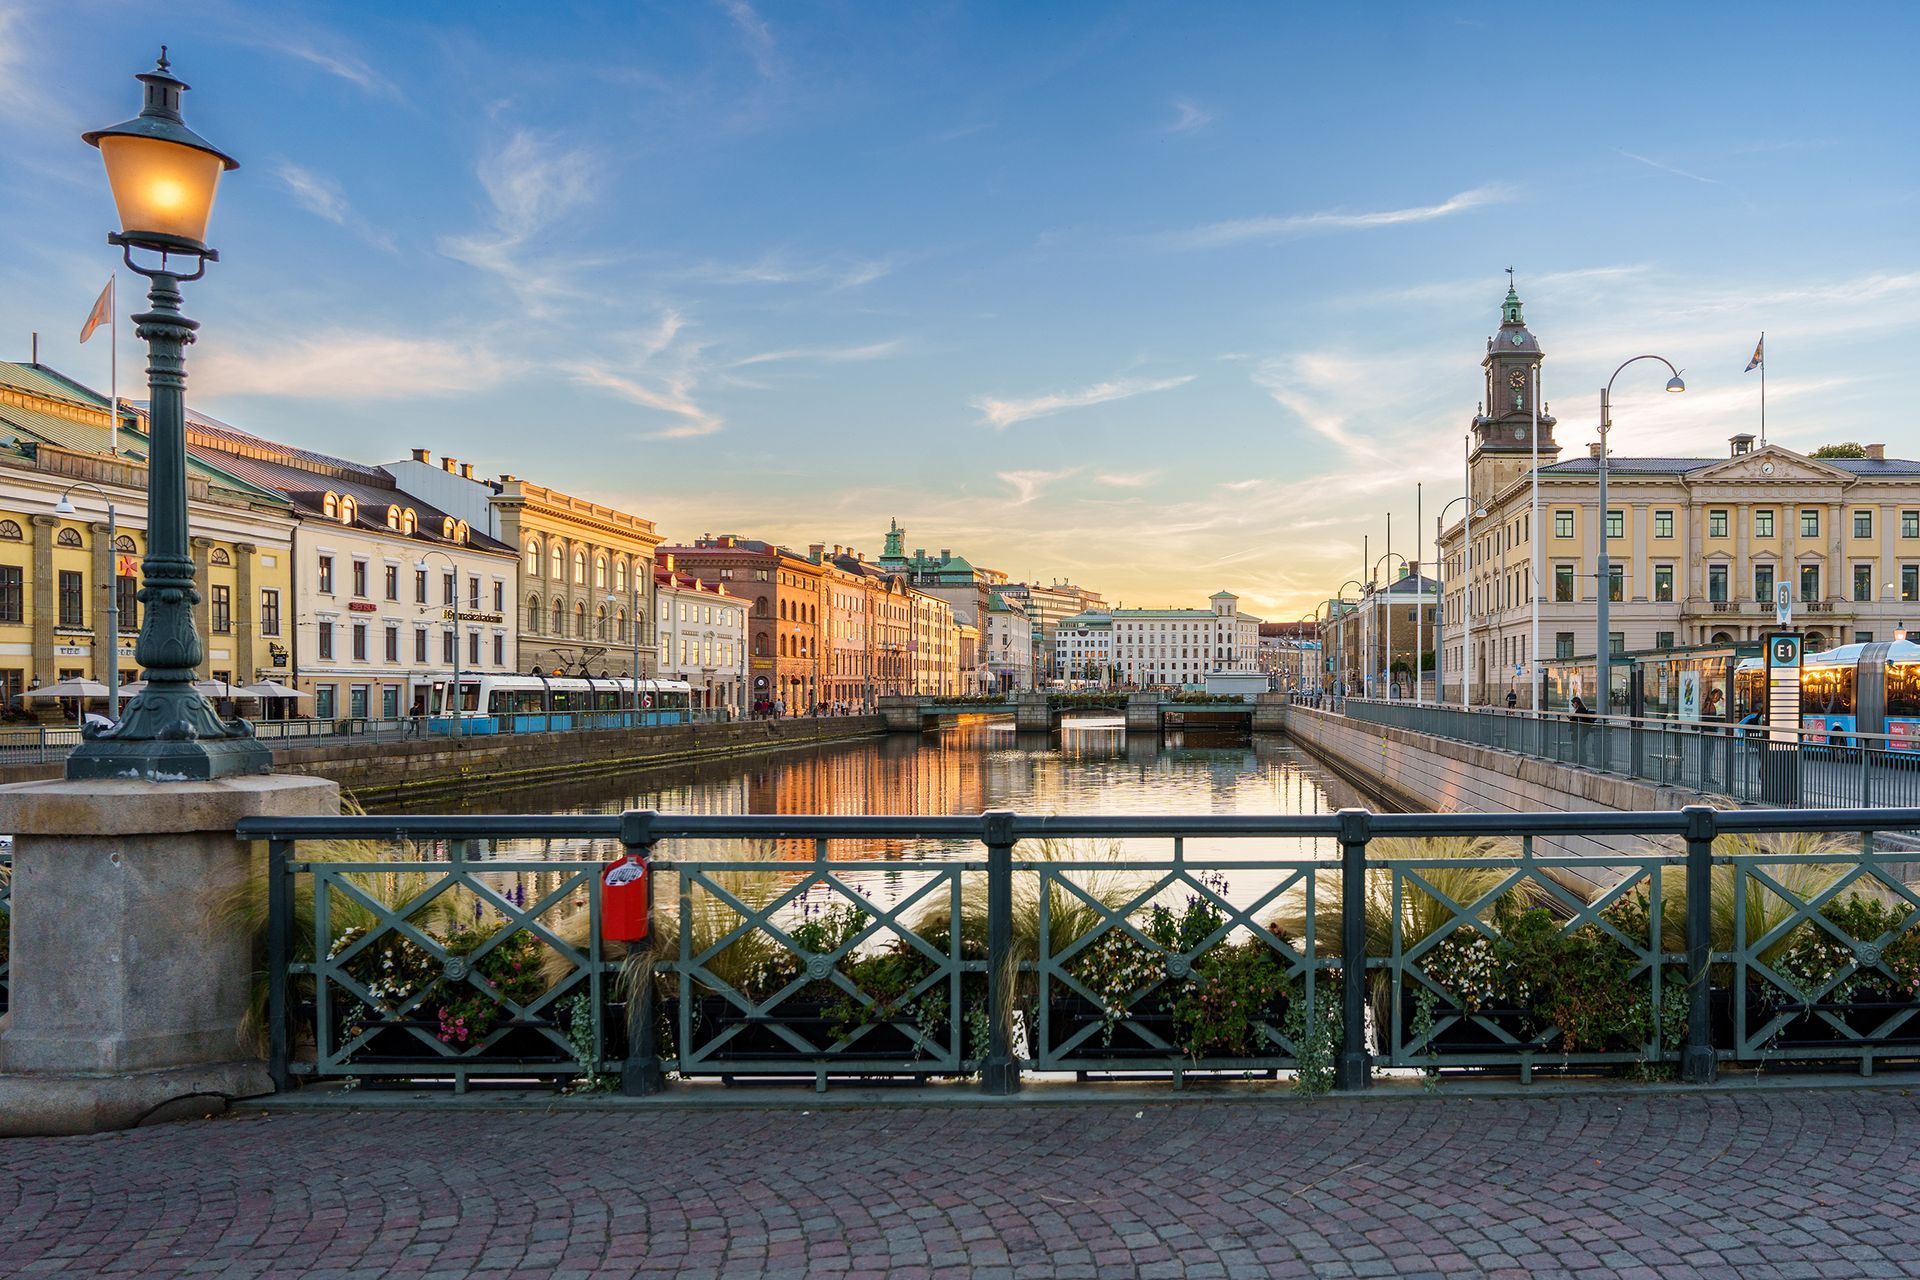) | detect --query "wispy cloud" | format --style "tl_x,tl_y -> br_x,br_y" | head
1161,98 -> 1214,135
231,20 -> 402,100
1159,184 -> 1516,250
572,363 -> 723,439
568,310 -> 725,440
997,468 -> 1080,505
273,162 -> 396,251
719,0 -> 779,80
1096,470 -> 1159,488
439,129 -> 598,310
731,340 -> 905,368
973,374 -> 1195,429
197,332 -> 508,399
0,3 -> 72,131
683,252 -> 895,290
1614,148 -> 1720,187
